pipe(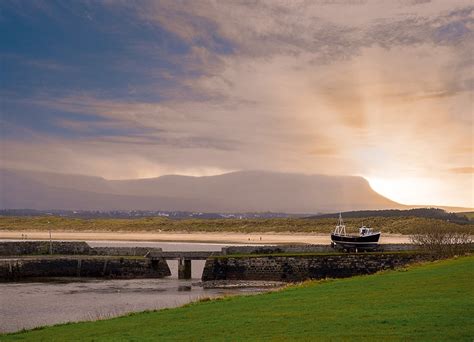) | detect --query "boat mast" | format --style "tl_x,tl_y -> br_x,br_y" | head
335,213 -> 346,235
